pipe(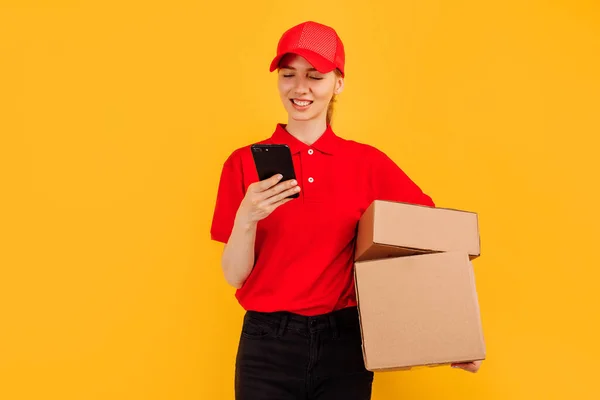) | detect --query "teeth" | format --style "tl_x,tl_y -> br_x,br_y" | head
293,99 -> 312,106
